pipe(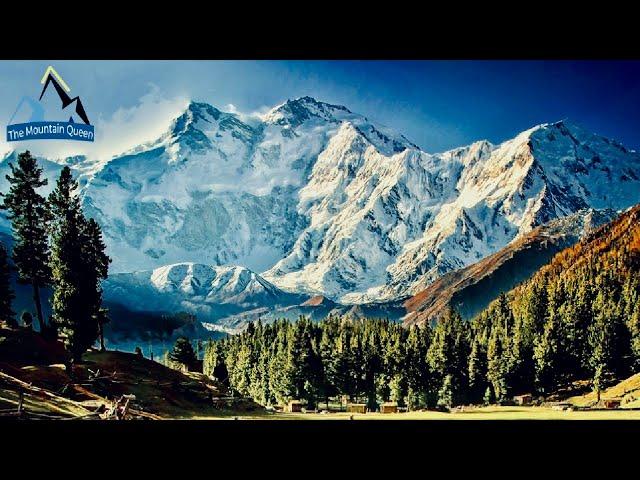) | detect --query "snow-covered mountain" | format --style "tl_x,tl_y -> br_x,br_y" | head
263,119 -> 640,302
2,97 -> 640,307
103,263 -> 304,323
79,98 -> 416,274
